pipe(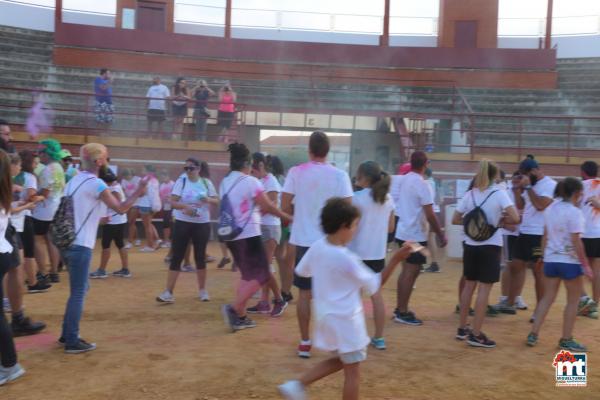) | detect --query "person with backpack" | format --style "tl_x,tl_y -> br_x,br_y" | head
220,143 -> 291,332
57,143 -> 147,354
452,160 -> 519,348
156,157 -> 218,304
